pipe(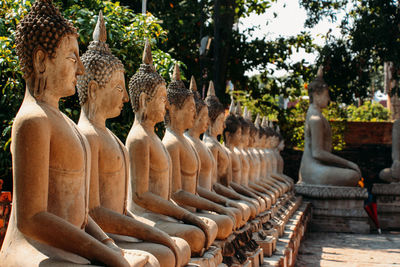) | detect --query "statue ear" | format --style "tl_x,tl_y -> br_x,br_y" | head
88,80 -> 99,102
33,48 -> 47,74
139,92 -> 148,110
